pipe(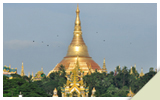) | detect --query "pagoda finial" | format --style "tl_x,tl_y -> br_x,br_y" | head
41,67 -> 43,72
21,62 -> 24,76
32,72 -> 34,77
141,67 -> 143,73
76,4 -> 80,14
28,72 -> 30,78
54,88 -> 57,92
102,58 -> 107,73
74,4 -> 81,31
134,64 -> 136,69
